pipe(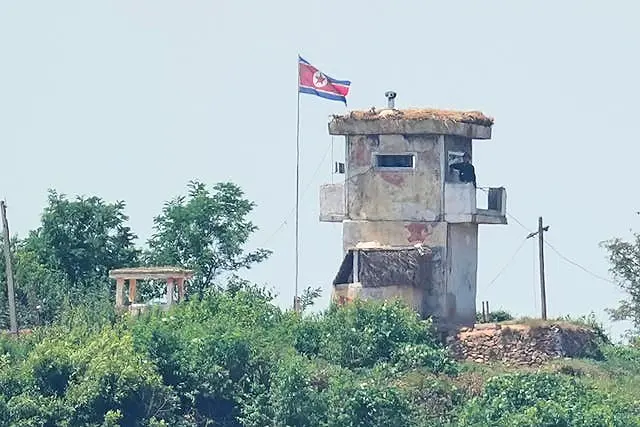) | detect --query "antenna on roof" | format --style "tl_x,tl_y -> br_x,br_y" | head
384,91 -> 397,109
